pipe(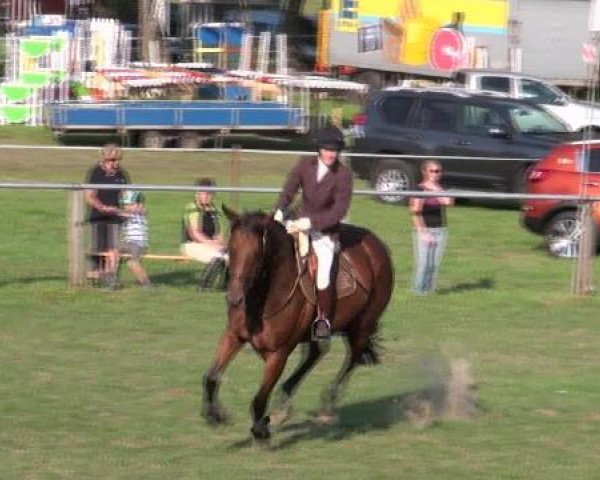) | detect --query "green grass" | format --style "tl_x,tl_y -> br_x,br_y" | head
0,125 -> 59,145
1,148 -> 600,479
